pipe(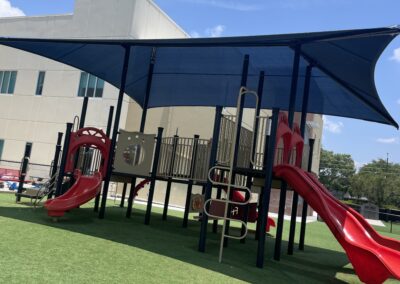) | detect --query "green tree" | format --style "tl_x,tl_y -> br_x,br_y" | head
354,159 -> 400,208
319,149 -> 356,193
